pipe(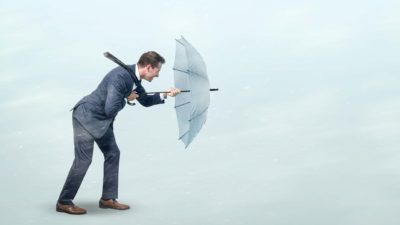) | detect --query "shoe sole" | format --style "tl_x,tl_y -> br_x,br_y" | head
99,203 -> 130,210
